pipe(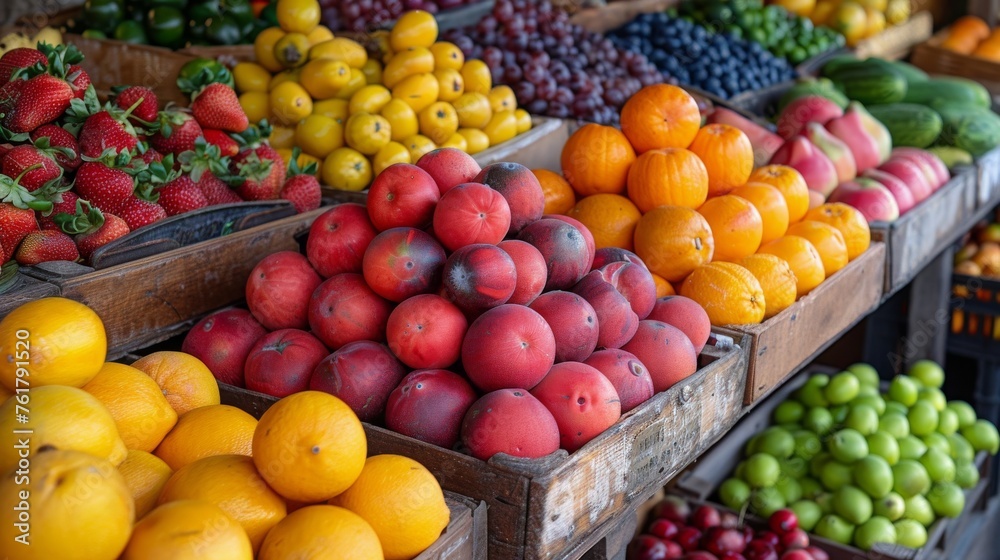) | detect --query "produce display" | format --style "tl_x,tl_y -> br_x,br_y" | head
715,362 -> 999,551
320,0 -> 484,31
954,217 -> 1000,278
0,296 -> 450,559
0,26 -> 62,54
442,0 -> 664,124
768,0 -> 910,46
607,12 -> 797,100
240,3 -> 534,191
629,499 -> 832,560
74,0 -> 273,46
180,149 -> 717,459
676,0 -> 845,65
936,15 -> 1000,60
